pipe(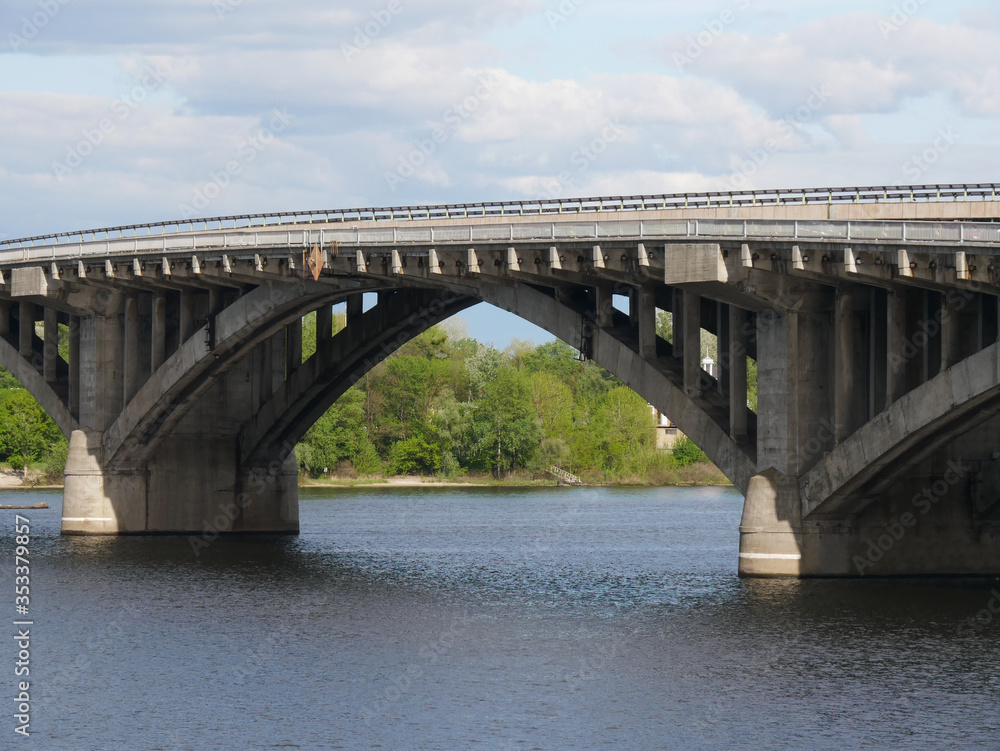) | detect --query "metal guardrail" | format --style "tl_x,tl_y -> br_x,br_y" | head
0,217 -> 997,265
549,466 -> 583,485
2,183 -> 998,251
